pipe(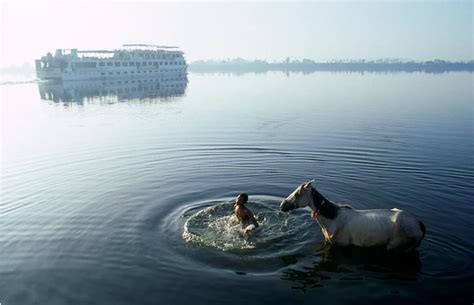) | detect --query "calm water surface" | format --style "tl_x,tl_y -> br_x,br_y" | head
1,72 -> 473,304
